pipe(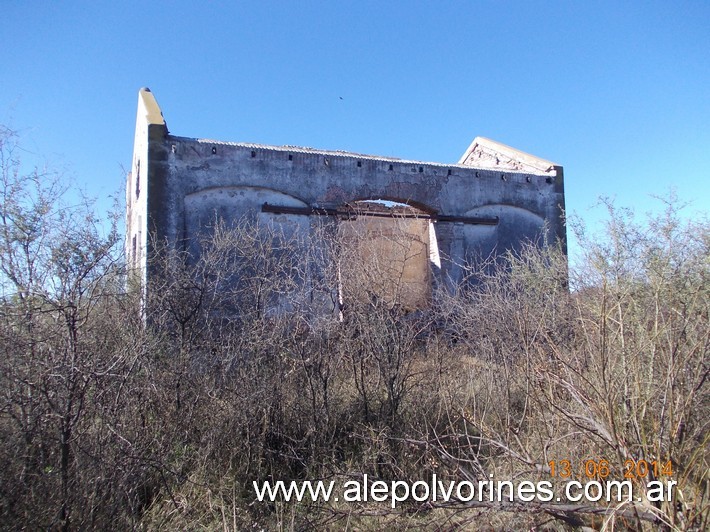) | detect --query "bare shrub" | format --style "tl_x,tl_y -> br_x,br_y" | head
425,201 -> 708,530
3,125 -> 704,530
